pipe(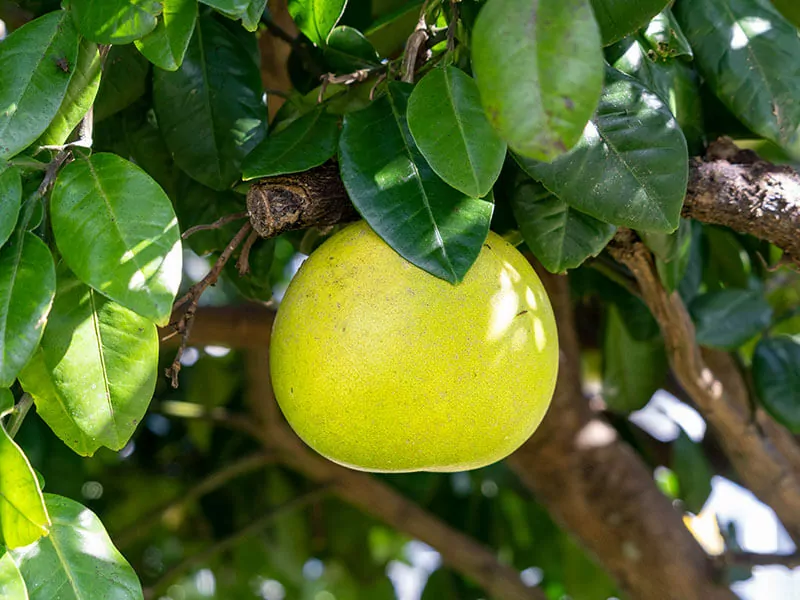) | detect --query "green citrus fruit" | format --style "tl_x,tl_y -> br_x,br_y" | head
270,221 -> 559,472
